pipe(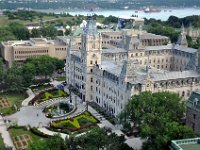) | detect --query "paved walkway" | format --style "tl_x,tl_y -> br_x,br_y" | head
5,106 -> 50,128
0,116 -> 15,150
21,88 -> 35,107
88,106 -> 143,150
38,127 -> 69,139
